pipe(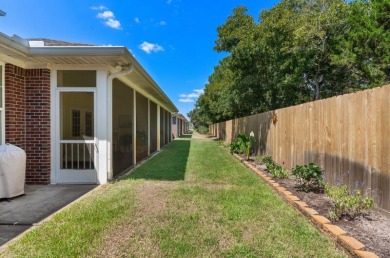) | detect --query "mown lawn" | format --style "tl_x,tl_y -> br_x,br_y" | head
1,134 -> 347,257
